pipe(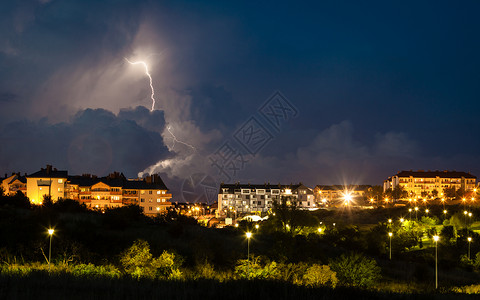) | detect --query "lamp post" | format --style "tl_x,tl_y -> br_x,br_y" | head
433,235 -> 439,289
388,232 -> 393,260
48,229 -> 54,271
246,232 -> 252,279
414,207 -> 418,221
408,208 -> 412,220
464,210 -> 468,228
443,210 -> 447,221
468,237 -> 472,260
